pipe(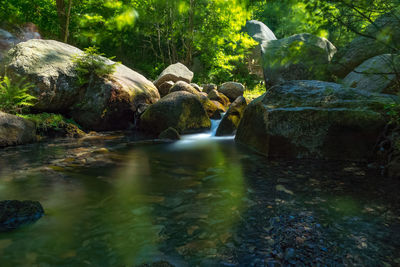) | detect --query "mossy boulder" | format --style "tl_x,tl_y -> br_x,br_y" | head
202,84 -> 217,94
236,80 -> 398,161
2,39 -> 160,131
0,200 -> 44,232
261,33 -> 336,87
140,91 -> 211,135
342,54 -> 400,94
208,89 -> 230,107
216,96 -> 247,136
0,112 -> 36,147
